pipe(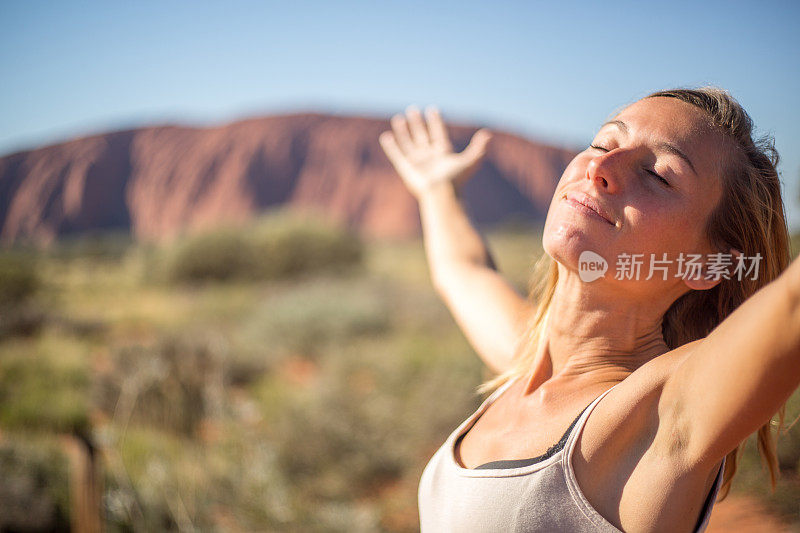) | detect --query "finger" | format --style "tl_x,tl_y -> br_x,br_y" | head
458,128 -> 493,165
390,114 -> 415,153
424,105 -> 452,151
405,105 -> 430,146
379,131 -> 412,173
